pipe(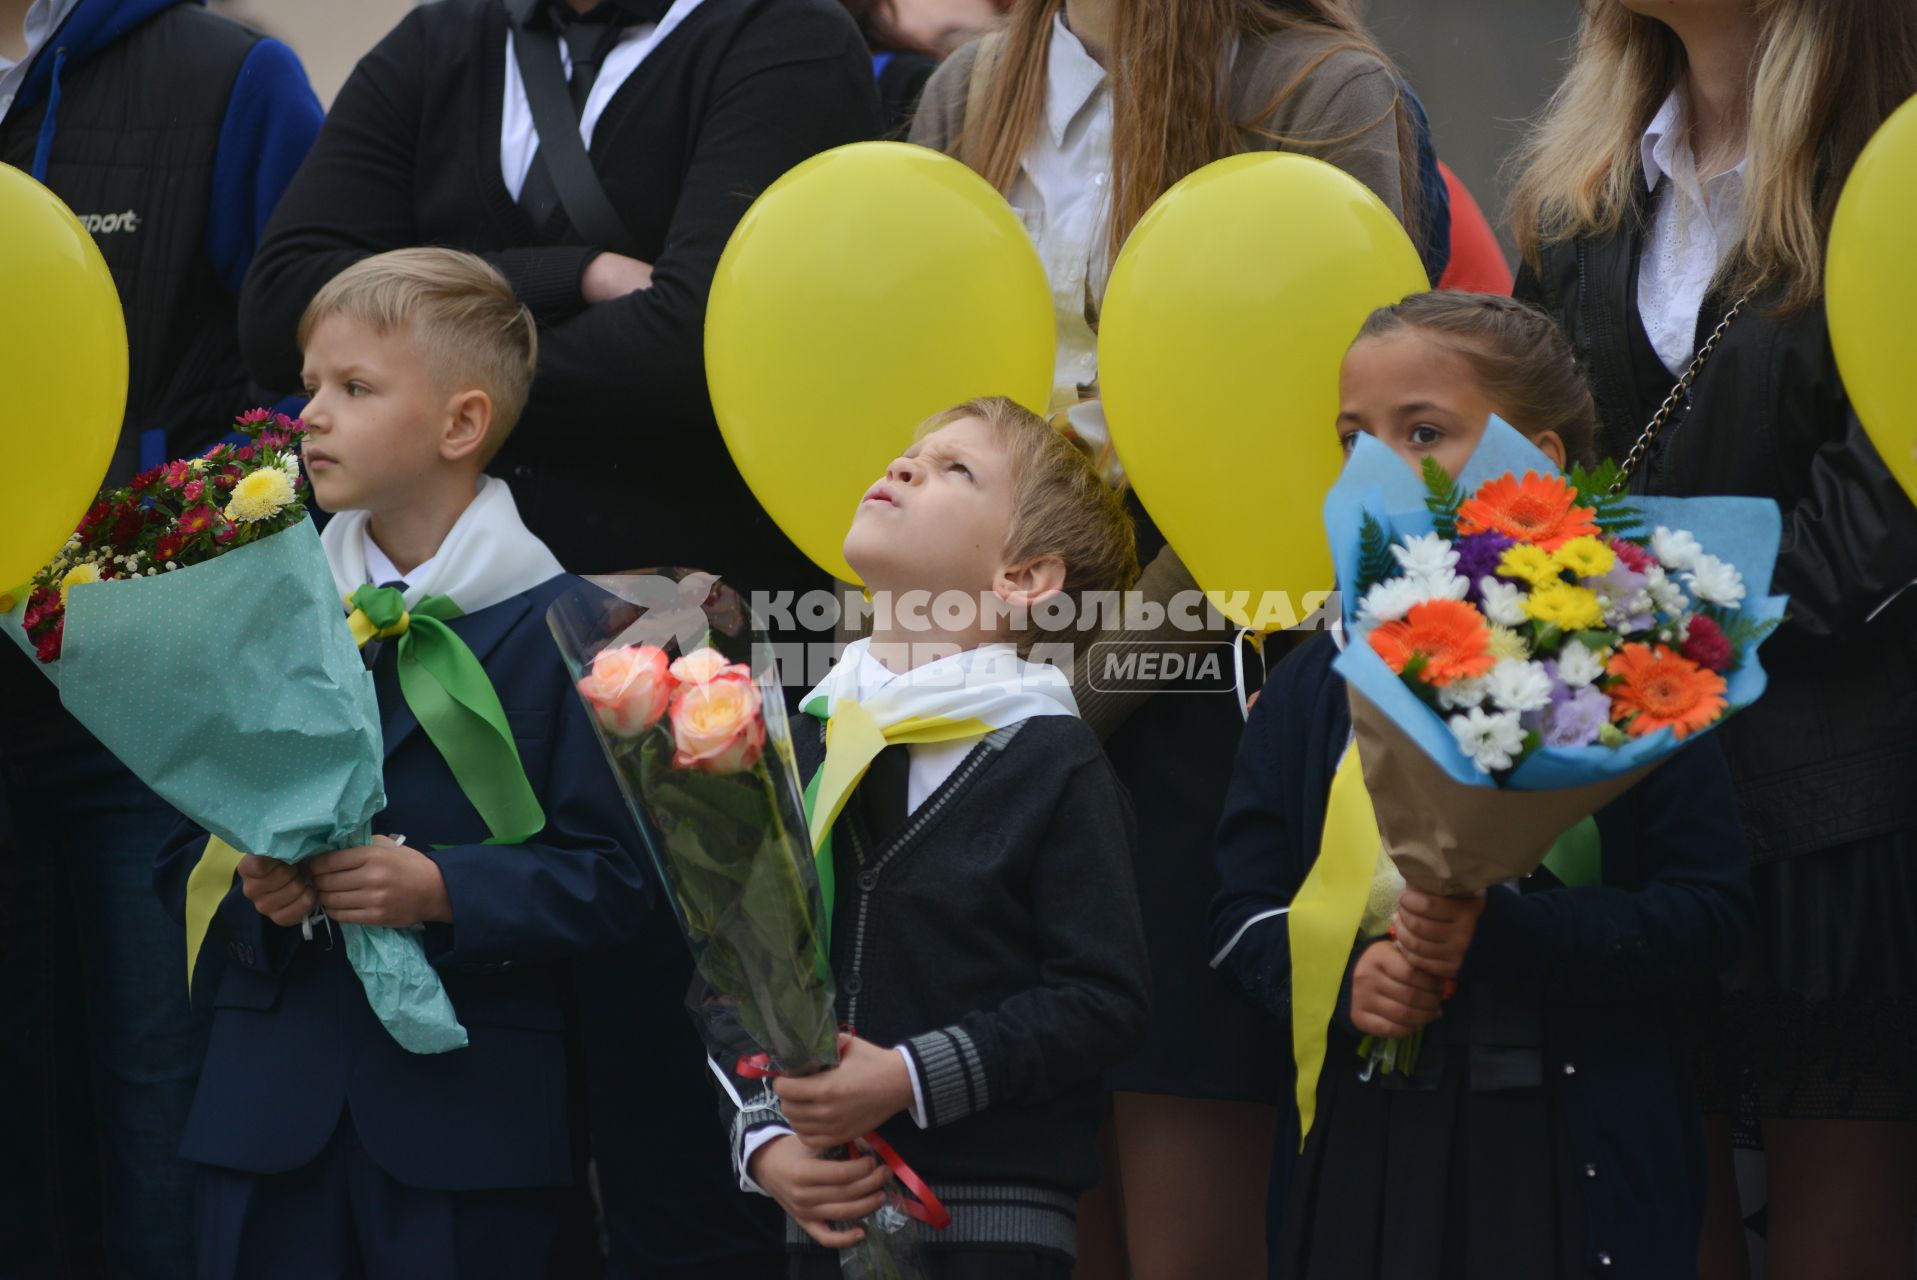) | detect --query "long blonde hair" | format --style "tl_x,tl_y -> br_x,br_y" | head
1508,0 -> 1917,313
956,0 -> 1422,264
